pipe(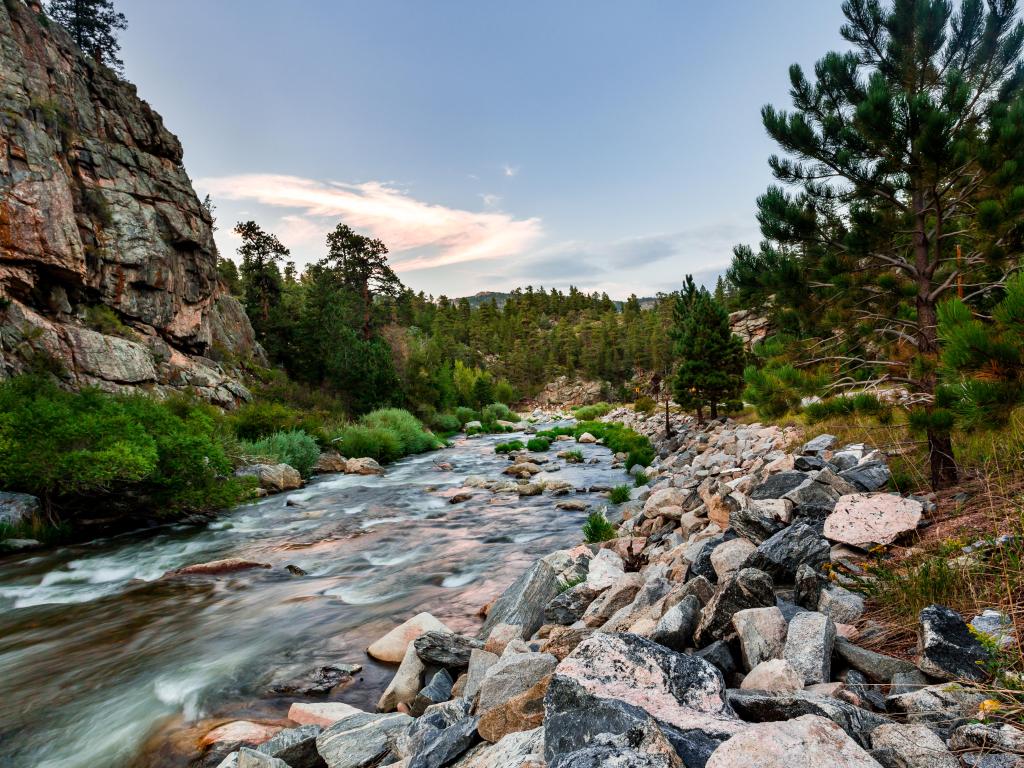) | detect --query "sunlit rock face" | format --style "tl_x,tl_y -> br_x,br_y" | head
0,0 -> 260,402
